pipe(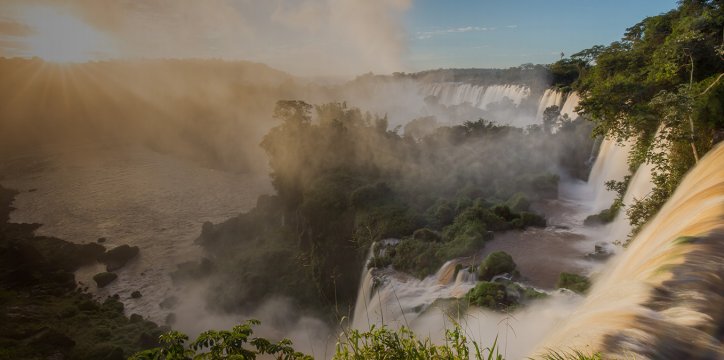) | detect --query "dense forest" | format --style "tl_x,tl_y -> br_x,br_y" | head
193,100 -> 592,317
